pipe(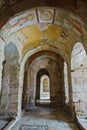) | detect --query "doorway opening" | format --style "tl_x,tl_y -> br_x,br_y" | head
64,62 -> 69,104
35,69 -> 51,106
71,42 -> 87,117
22,51 -> 64,110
